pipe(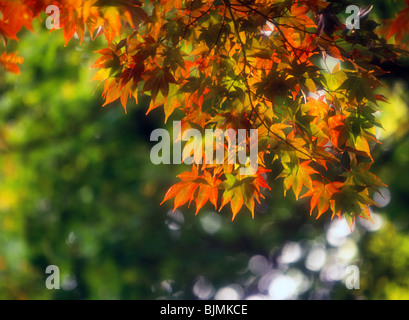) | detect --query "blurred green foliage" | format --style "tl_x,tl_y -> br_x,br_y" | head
1,2 -> 409,300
